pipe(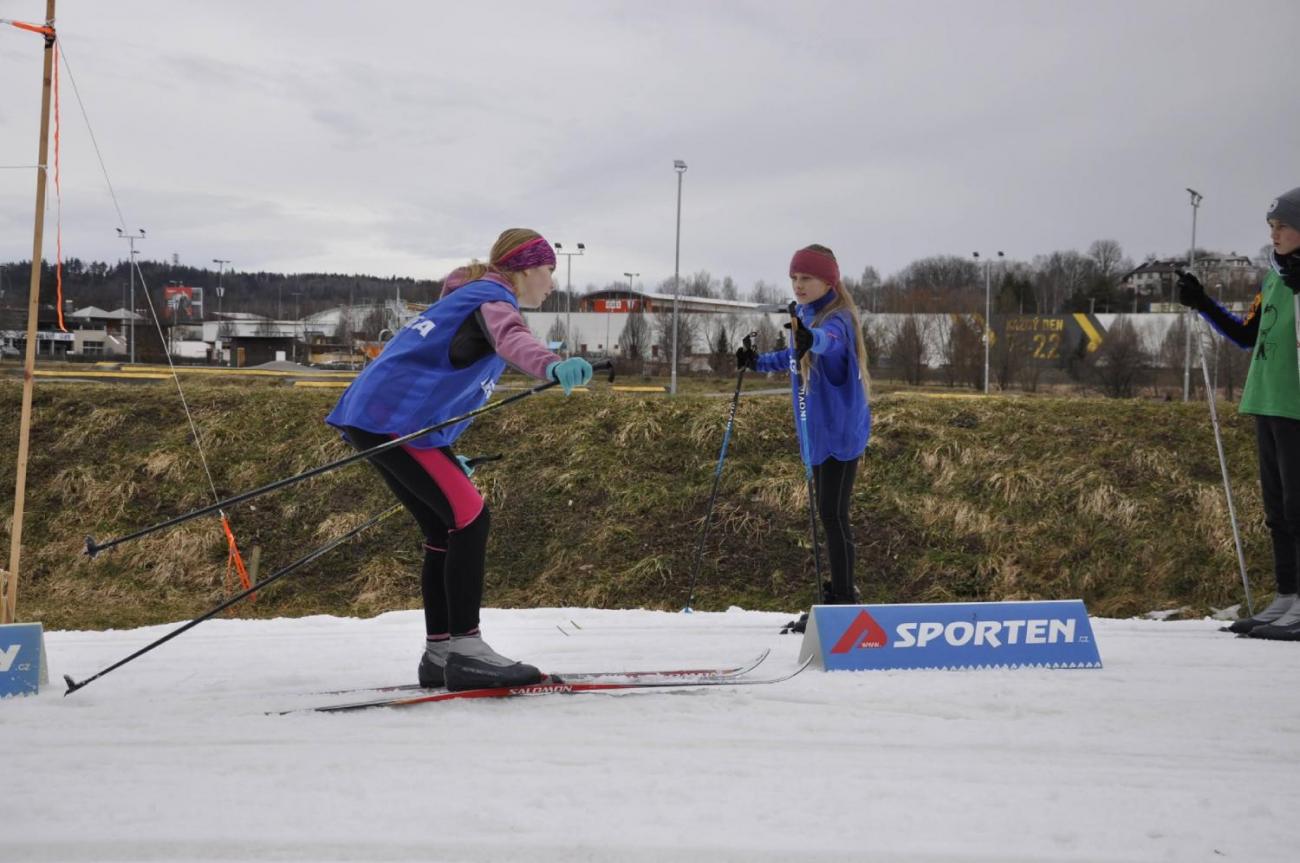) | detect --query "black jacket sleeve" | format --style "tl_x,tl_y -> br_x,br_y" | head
1197,293 -> 1260,350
